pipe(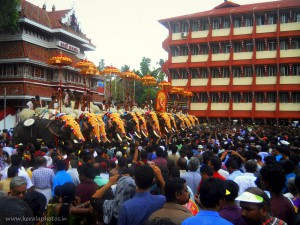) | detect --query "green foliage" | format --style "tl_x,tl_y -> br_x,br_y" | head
121,64 -> 130,72
0,0 -> 21,33
98,59 -> 105,71
139,57 -> 151,76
